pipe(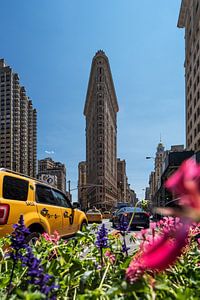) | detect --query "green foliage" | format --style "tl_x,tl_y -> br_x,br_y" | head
0,224 -> 200,299
140,199 -> 149,211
